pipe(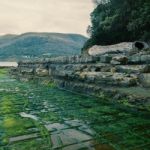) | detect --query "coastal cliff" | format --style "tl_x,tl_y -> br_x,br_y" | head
11,42 -> 150,111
